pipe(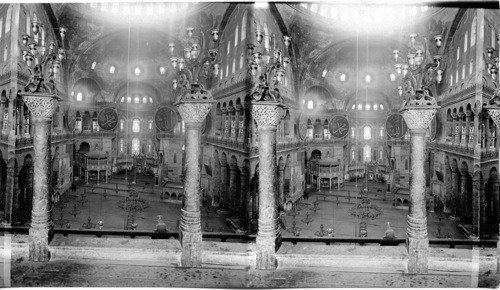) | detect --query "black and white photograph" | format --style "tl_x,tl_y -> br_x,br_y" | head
0,0 -> 499,287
